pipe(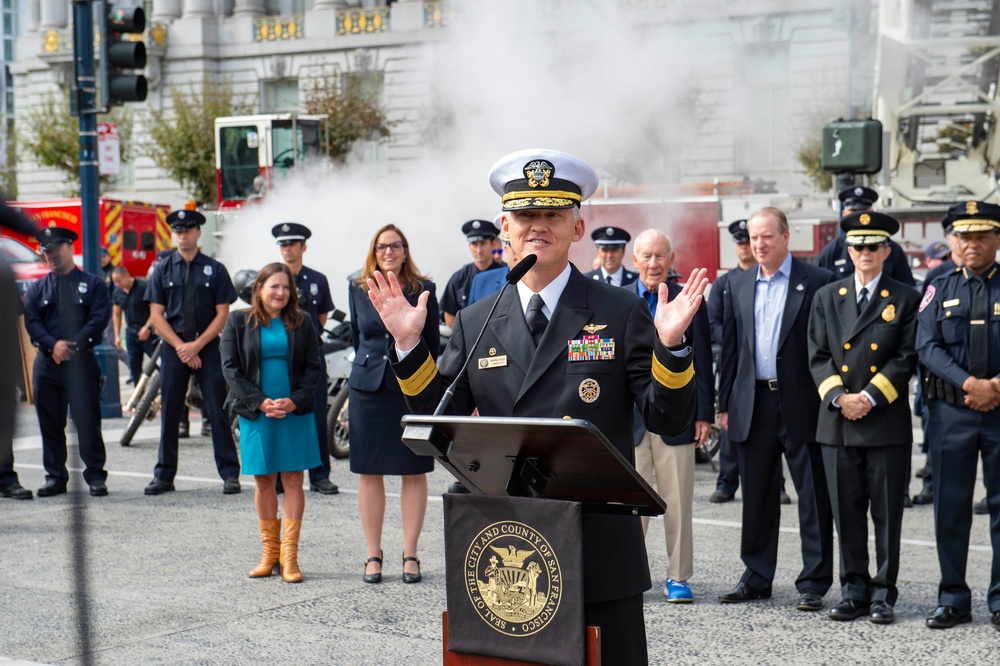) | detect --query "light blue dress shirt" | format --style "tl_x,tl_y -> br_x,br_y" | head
753,252 -> 792,380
